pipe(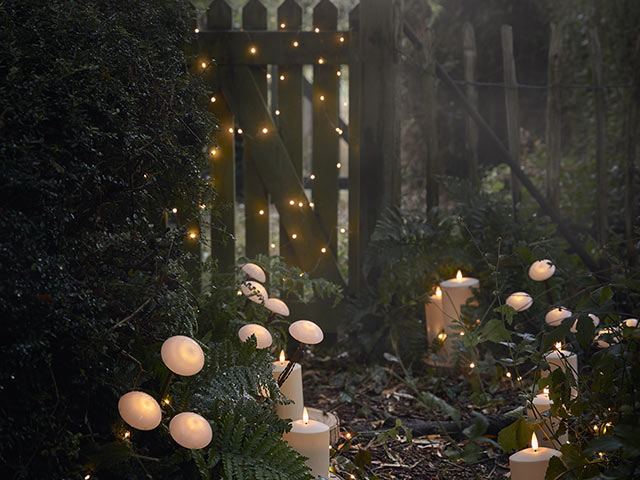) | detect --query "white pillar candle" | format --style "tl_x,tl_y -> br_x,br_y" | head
526,389 -> 568,448
283,407 -> 330,479
528,260 -> 556,281
545,307 -> 572,327
440,270 -> 479,323
506,291 -> 533,312
118,391 -> 162,431
425,287 -> 453,366
169,412 -> 212,449
509,432 -> 561,480
273,350 -> 304,421
238,323 -> 273,349
542,343 -> 578,397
